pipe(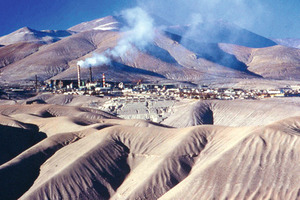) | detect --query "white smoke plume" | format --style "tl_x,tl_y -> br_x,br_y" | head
77,53 -> 110,68
77,7 -> 155,68
138,0 -> 267,37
